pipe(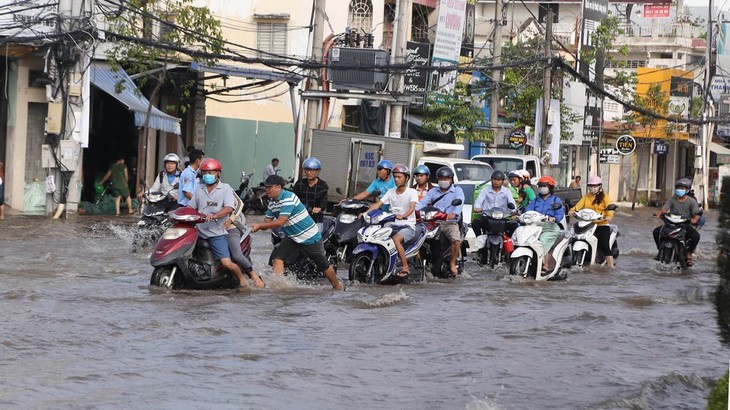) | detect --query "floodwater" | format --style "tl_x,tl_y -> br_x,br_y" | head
0,206 -> 726,409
